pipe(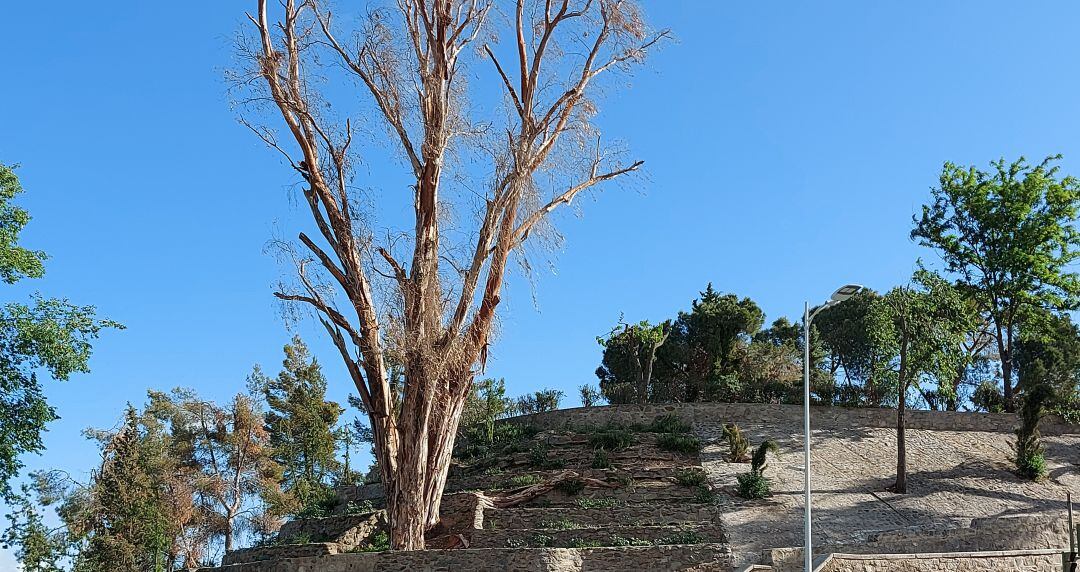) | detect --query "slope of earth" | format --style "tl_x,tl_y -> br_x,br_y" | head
698,415 -> 1080,568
